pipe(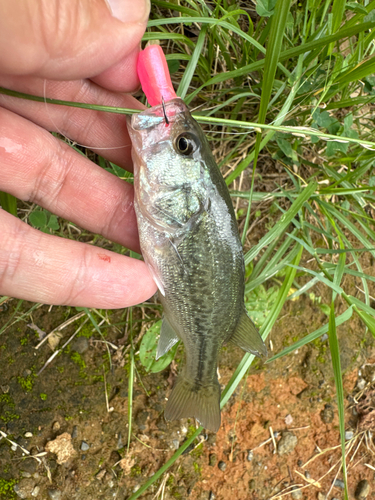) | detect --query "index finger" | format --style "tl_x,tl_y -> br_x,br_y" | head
0,209 -> 157,307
